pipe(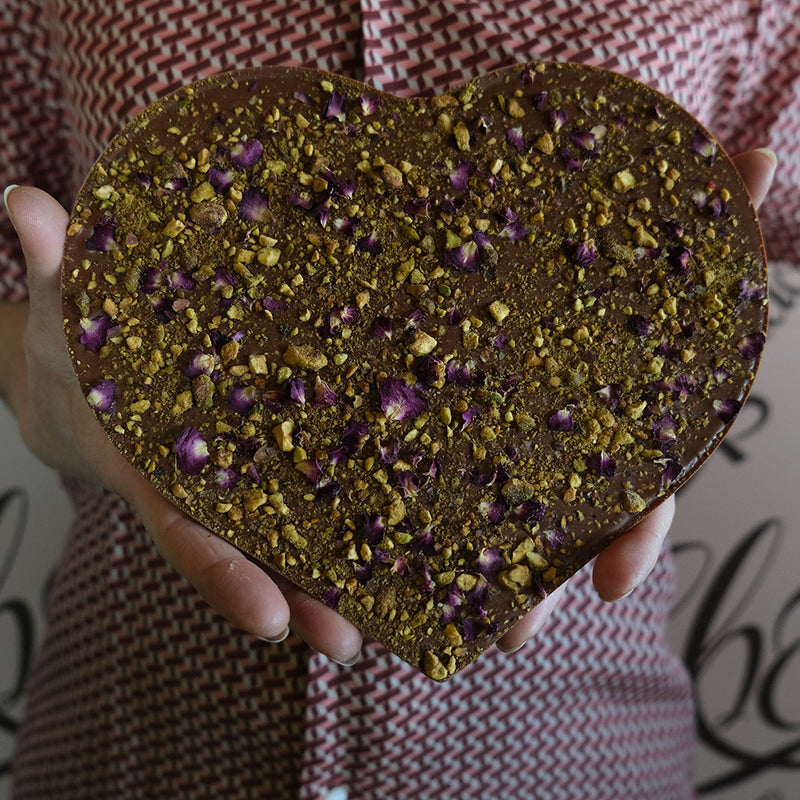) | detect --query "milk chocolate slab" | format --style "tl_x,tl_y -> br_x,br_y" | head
62,62 -> 767,680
